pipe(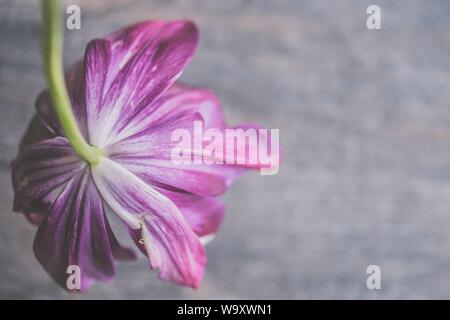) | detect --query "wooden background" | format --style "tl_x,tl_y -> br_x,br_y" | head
1,0 -> 450,299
